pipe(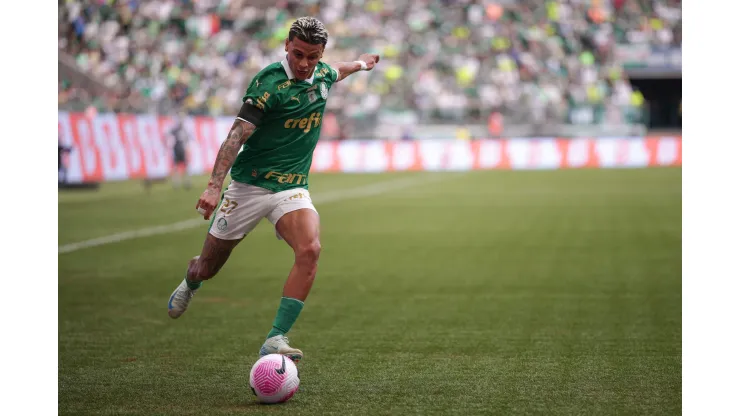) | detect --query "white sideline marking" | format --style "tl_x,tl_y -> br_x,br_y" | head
58,174 -> 453,254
